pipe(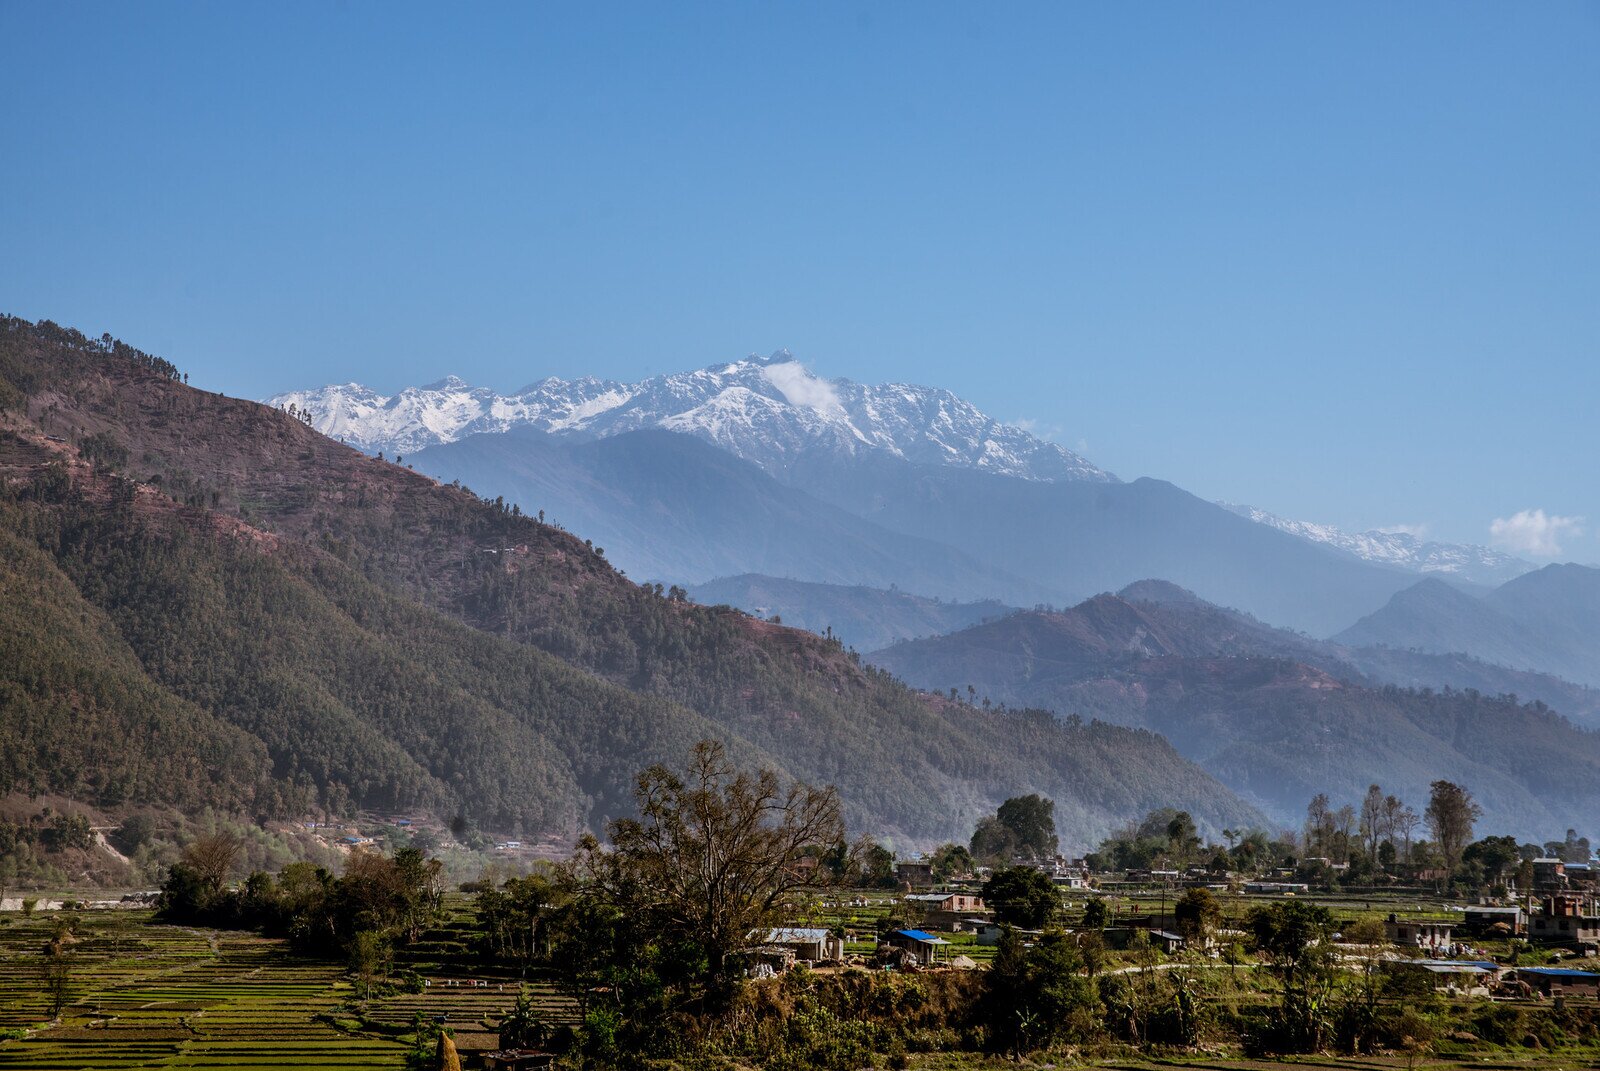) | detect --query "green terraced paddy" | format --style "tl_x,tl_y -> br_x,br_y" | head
0,912 -> 409,1070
